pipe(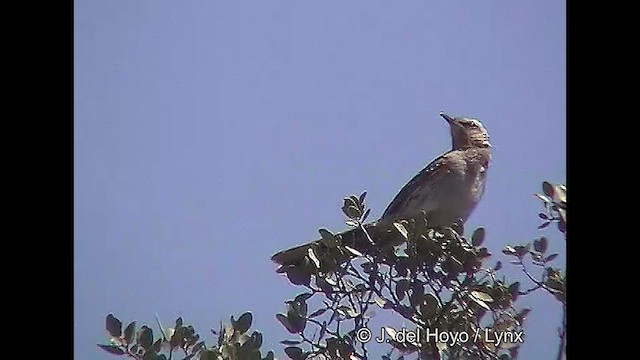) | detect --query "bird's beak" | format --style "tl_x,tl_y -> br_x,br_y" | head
439,112 -> 455,124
